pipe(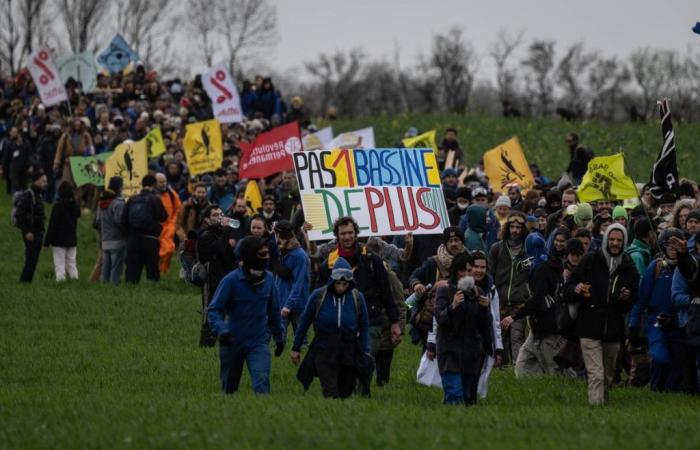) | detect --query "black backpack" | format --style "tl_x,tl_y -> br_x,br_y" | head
127,194 -> 153,233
